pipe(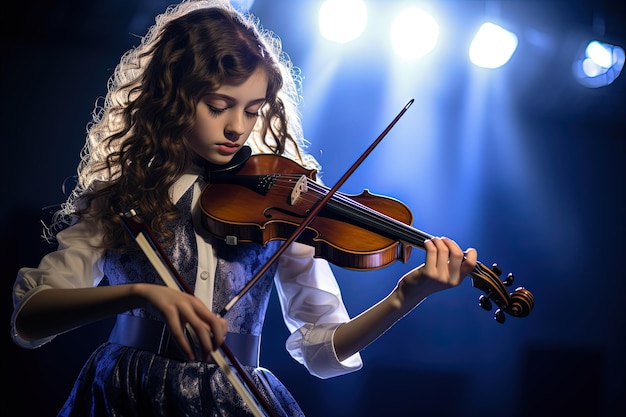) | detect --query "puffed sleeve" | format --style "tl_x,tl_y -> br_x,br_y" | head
11,215 -> 106,349
274,242 -> 363,379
